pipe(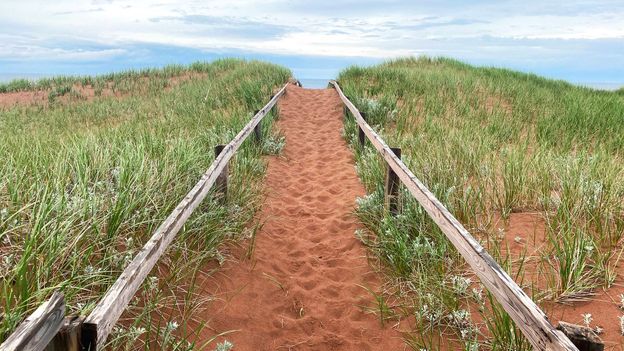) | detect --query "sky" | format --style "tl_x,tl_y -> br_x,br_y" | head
1,0 -> 623,88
